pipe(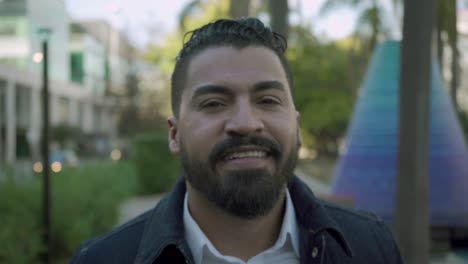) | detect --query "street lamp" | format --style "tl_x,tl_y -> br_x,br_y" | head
38,27 -> 51,264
